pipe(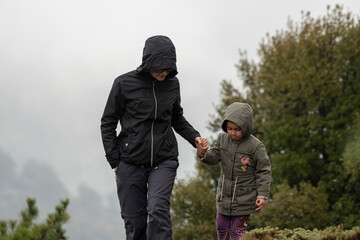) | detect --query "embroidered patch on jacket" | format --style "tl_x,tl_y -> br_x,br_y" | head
240,156 -> 250,171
